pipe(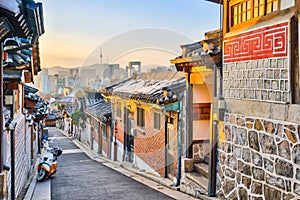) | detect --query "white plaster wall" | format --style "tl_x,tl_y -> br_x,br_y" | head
82,124 -> 90,146
281,0 -> 294,10
102,150 -> 107,158
116,140 -> 124,162
193,84 -> 212,103
92,140 -> 98,152
193,120 -> 210,140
